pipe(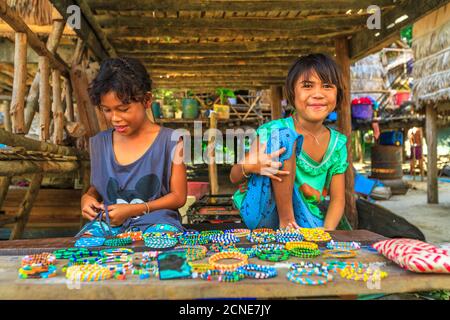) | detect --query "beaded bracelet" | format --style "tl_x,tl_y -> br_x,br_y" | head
99,248 -> 134,258
232,247 -> 257,258
68,256 -> 99,266
21,253 -> 56,266
253,243 -> 285,252
339,266 -> 388,282
290,261 -> 329,274
322,249 -> 357,259
200,230 -> 224,237
299,228 -> 332,242
53,248 -> 98,260
66,264 -> 112,282
144,234 -> 178,249
178,233 -> 210,245
210,243 -> 237,253
117,231 -> 143,242
96,255 -> 134,274
210,233 -> 240,244
104,237 -> 132,247
75,237 -> 106,248
326,240 -> 361,251
285,241 -> 319,251
142,251 -> 159,262
255,249 -> 290,262
209,252 -> 248,272
247,232 -> 276,244
18,264 -> 57,279
236,264 -> 278,279
288,247 -> 322,258
189,262 -> 214,273
200,269 -> 245,283
275,233 -> 304,244
224,229 -> 251,238
175,245 -> 207,261
253,228 -> 275,234
287,269 -> 333,285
